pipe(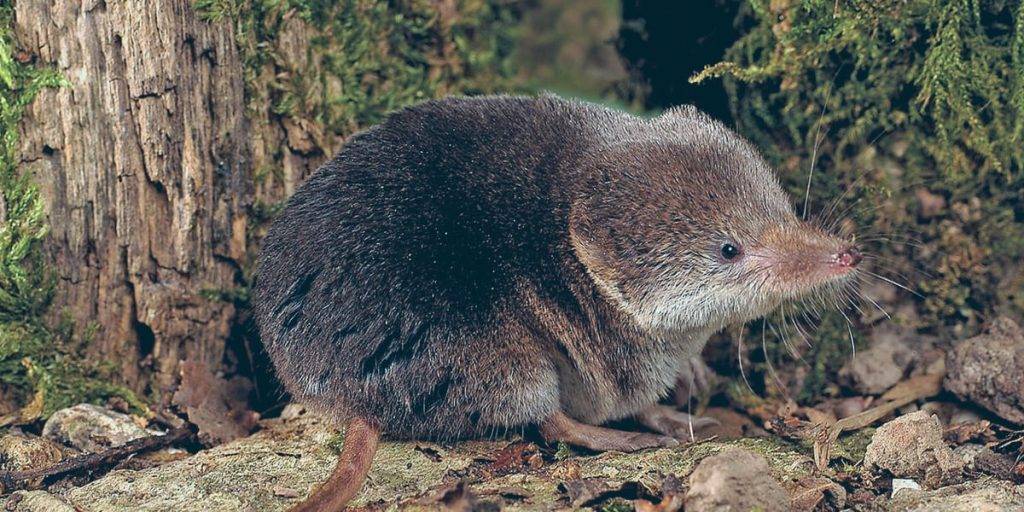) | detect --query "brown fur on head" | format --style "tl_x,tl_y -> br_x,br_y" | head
571,107 -> 860,333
